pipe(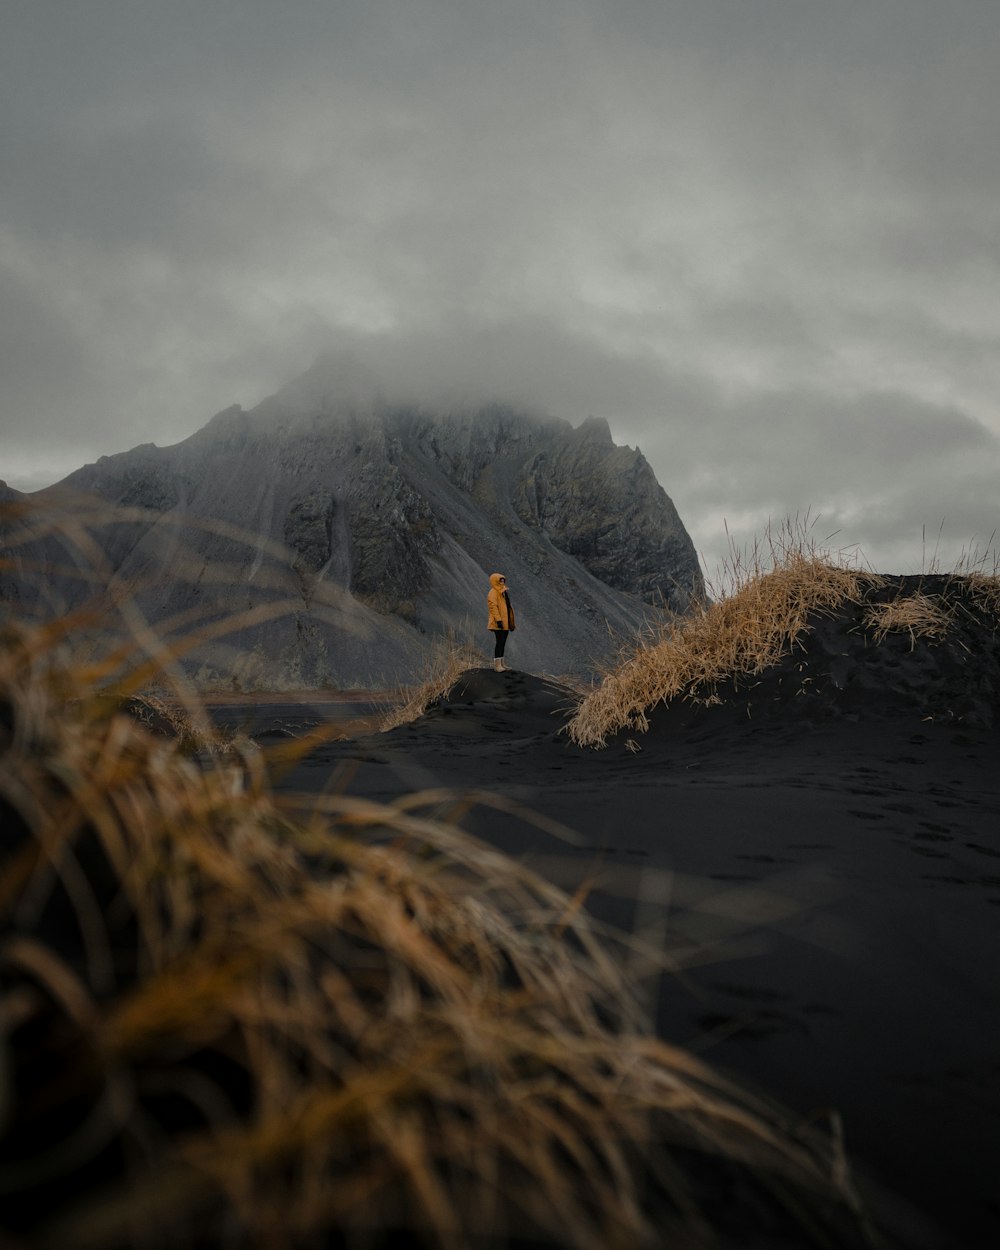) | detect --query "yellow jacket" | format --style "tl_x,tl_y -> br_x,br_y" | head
487,573 -> 516,630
